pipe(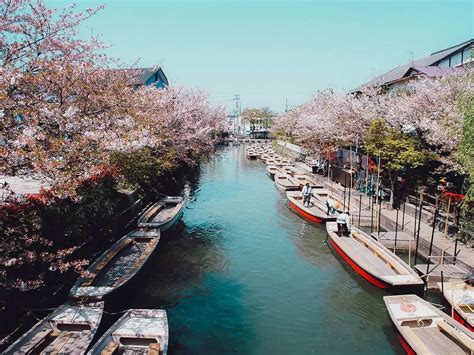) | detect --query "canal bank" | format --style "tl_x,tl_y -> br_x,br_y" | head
114,143 -> 403,354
